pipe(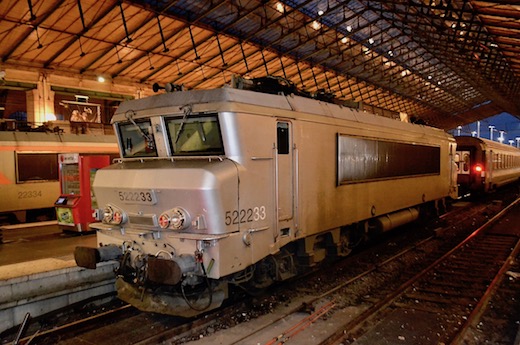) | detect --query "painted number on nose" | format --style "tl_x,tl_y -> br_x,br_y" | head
116,189 -> 157,205
225,206 -> 266,225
